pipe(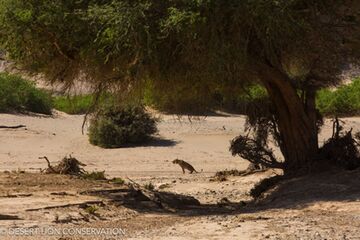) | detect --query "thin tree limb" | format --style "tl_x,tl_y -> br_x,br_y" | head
0,125 -> 26,129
